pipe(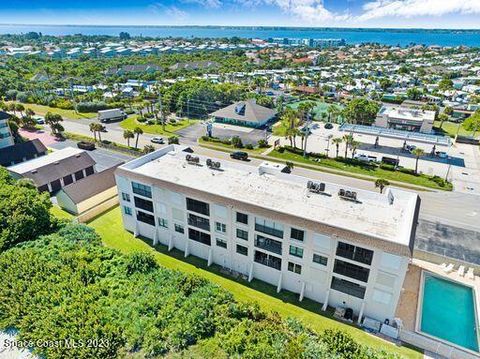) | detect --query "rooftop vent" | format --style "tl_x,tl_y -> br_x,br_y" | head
185,154 -> 200,165
206,158 -> 221,170
234,103 -> 246,116
307,180 -> 326,194
338,189 -> 358,202
31,170 -> 37,174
